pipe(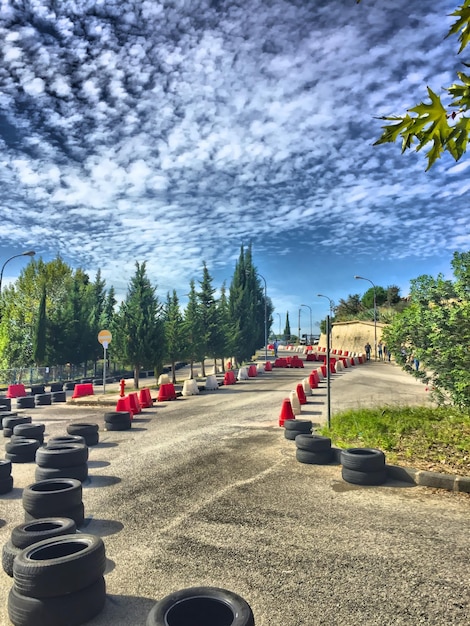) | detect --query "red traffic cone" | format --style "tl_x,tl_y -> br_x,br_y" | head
296,383 -> 307,405
265,361 -> 272,371
115,395 -> 134,418
279,398 -> 295,427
